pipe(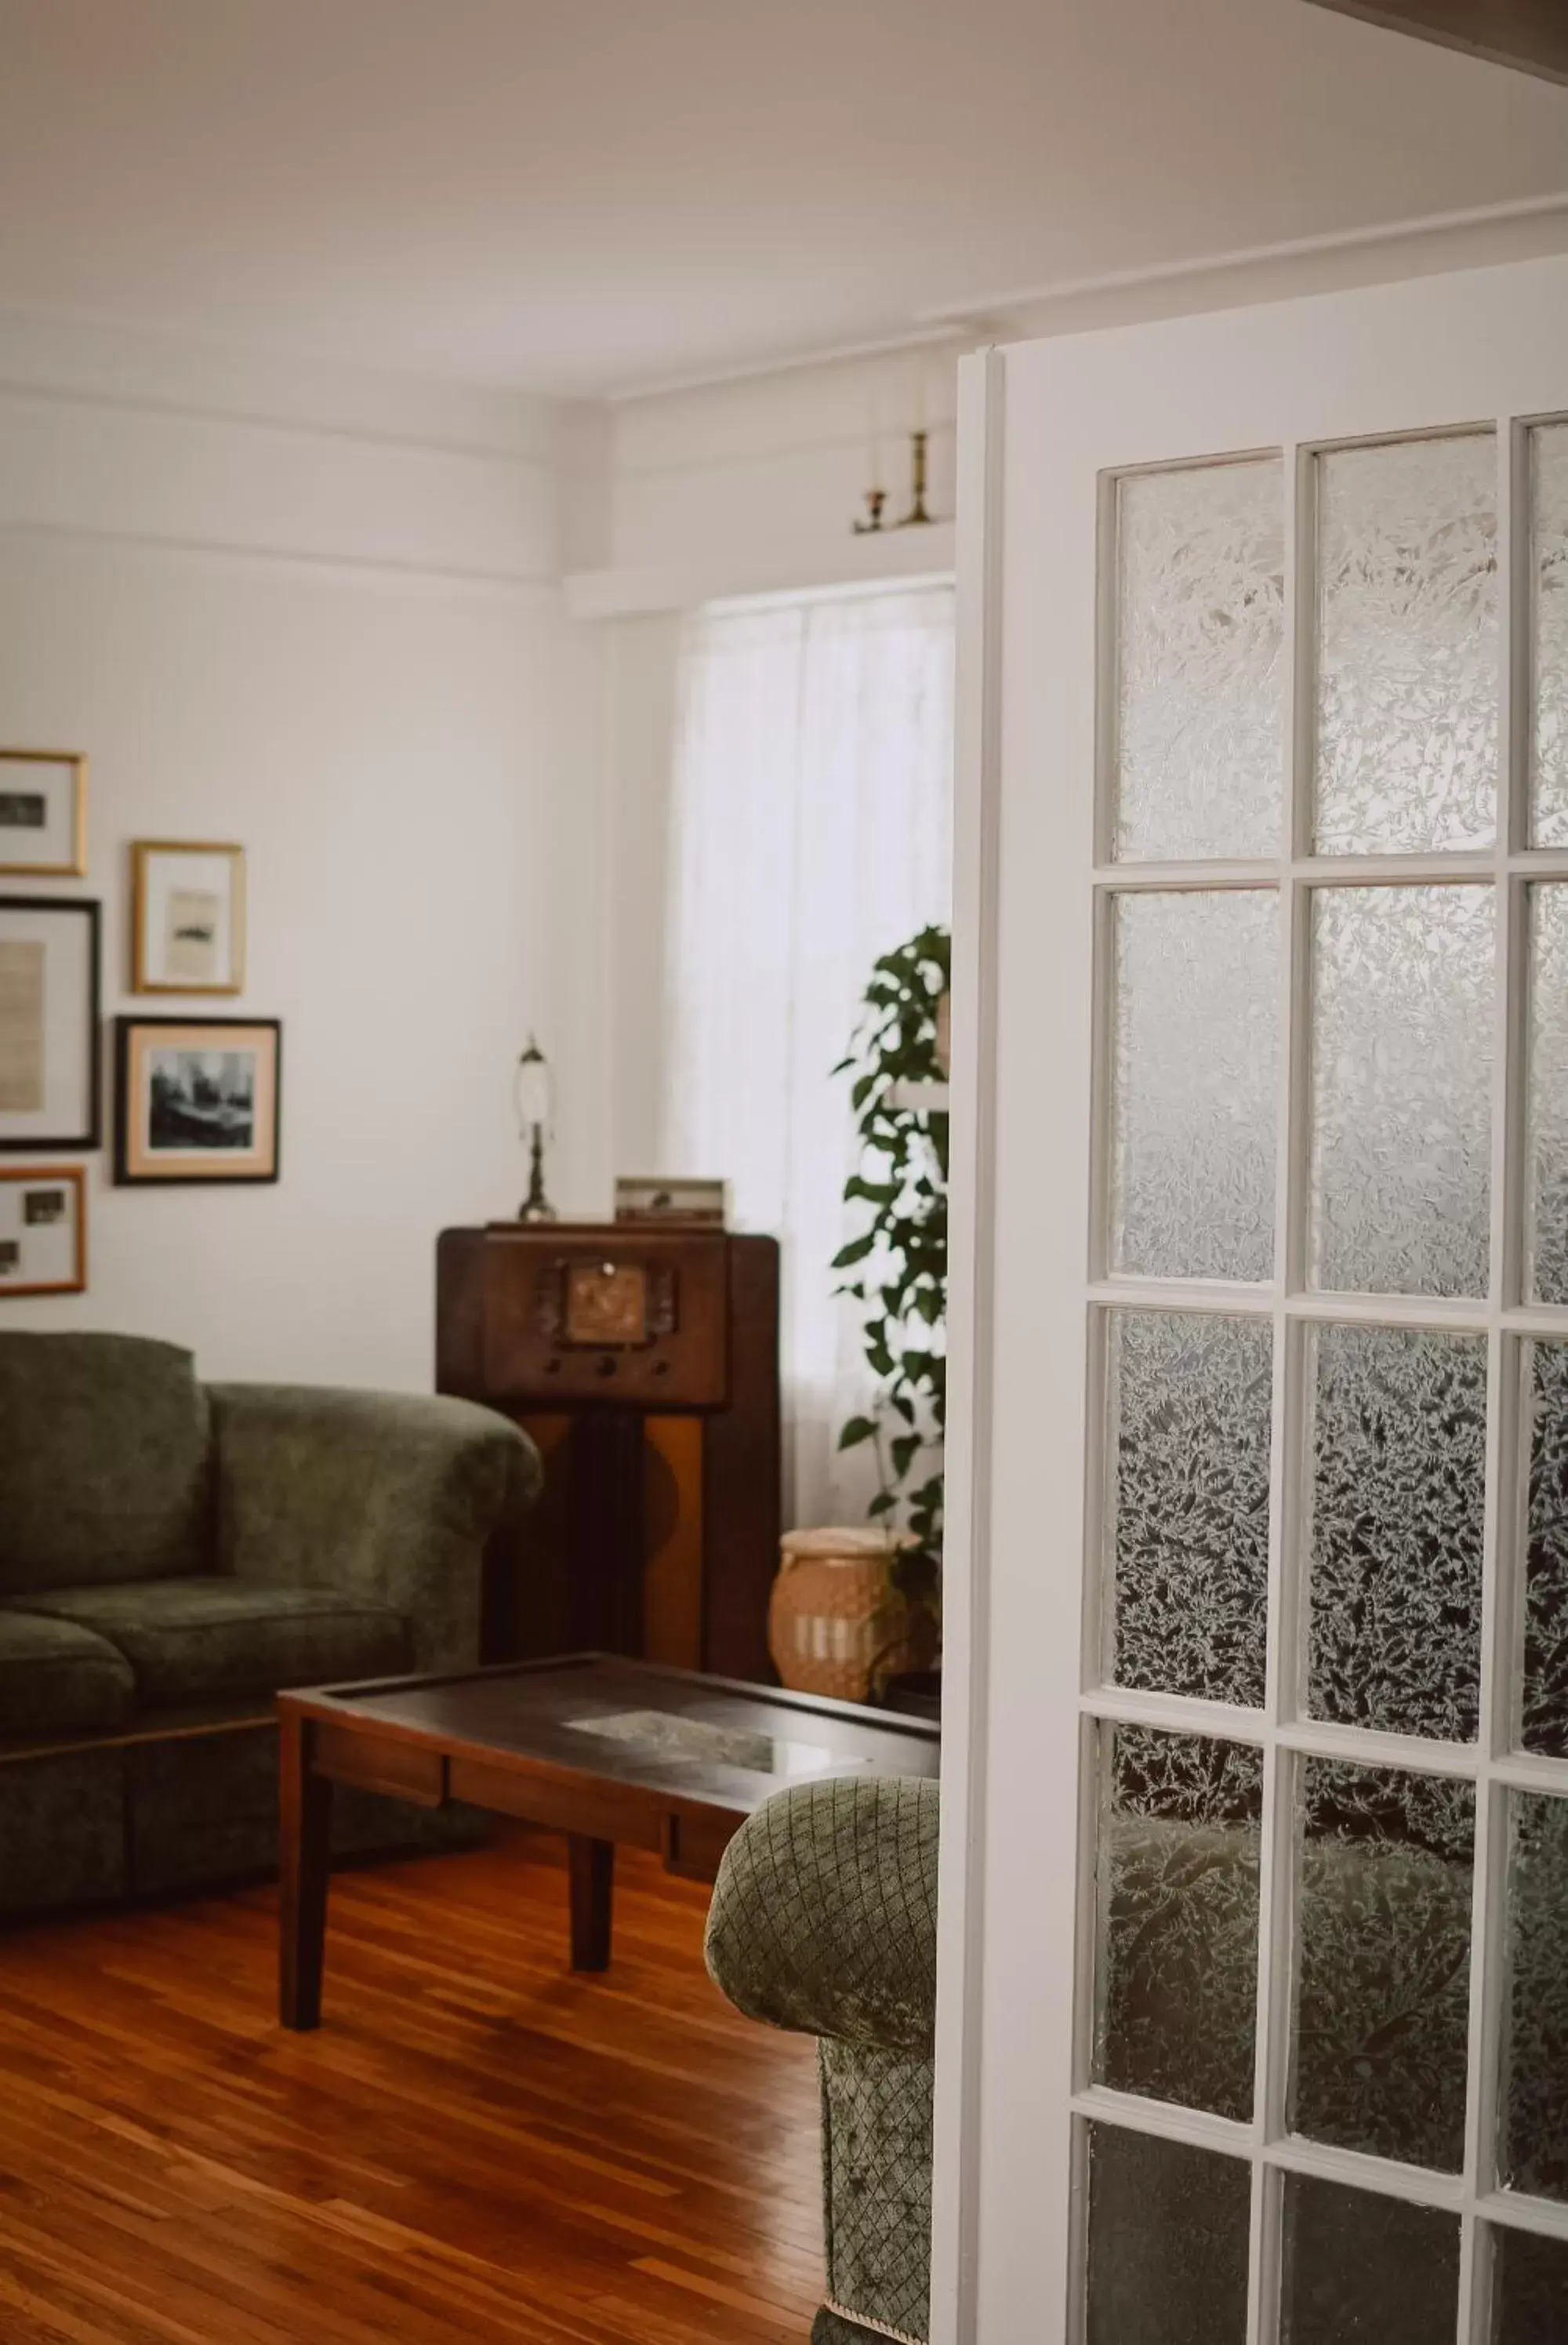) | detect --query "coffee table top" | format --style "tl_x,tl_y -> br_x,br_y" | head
279,1653 -> 938,1818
